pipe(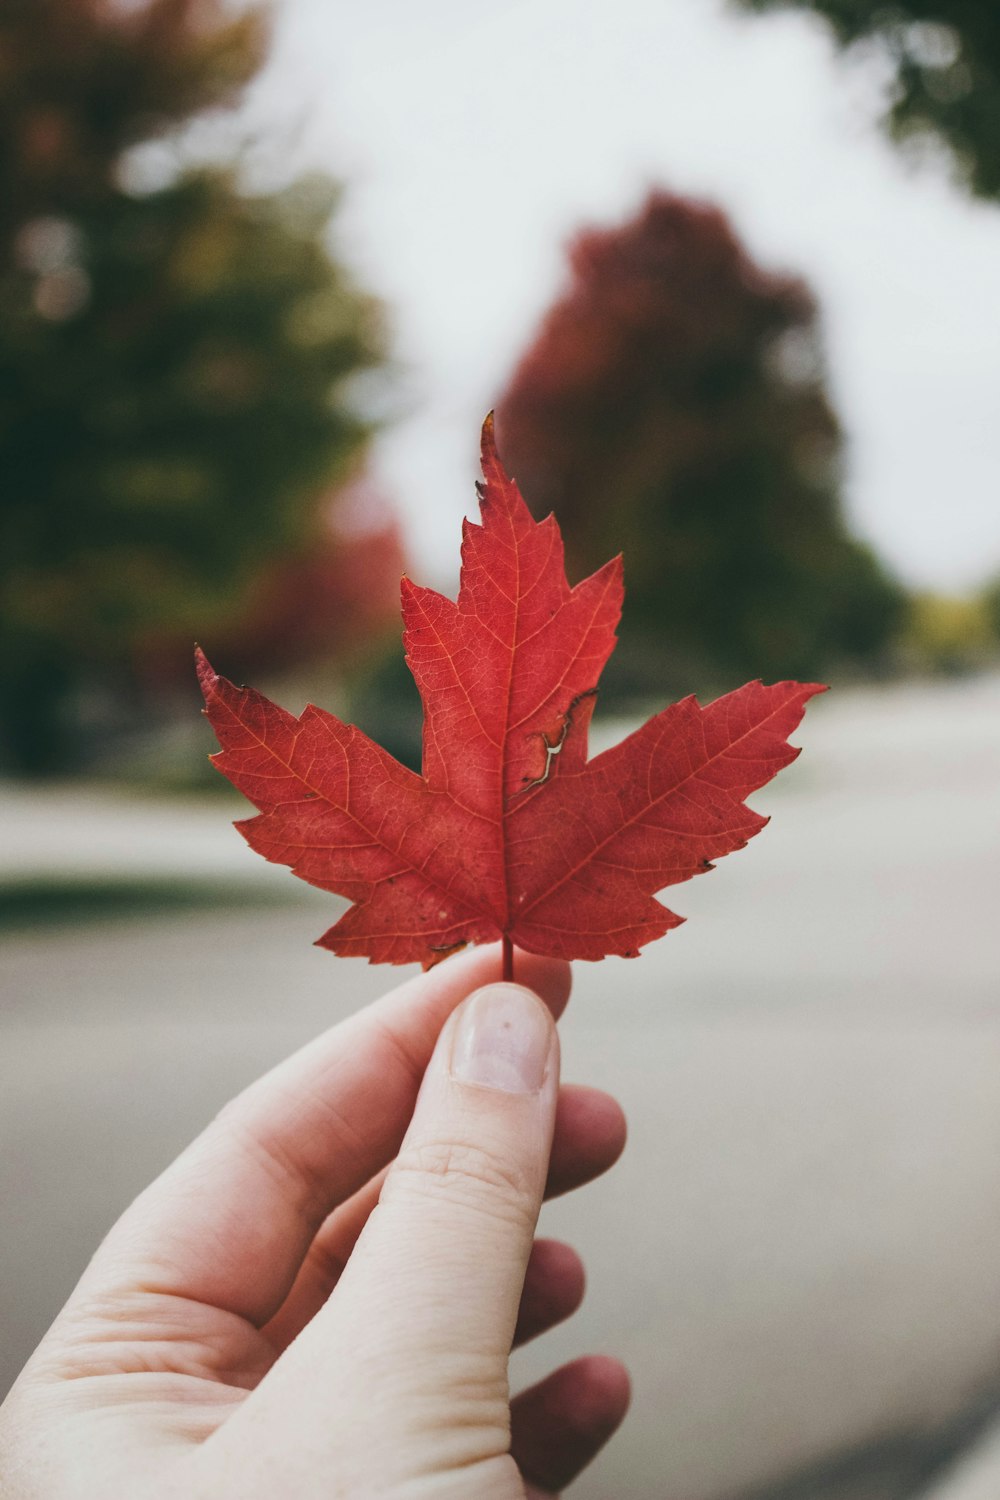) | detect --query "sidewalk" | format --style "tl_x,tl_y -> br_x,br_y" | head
0,781 -> 272,887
